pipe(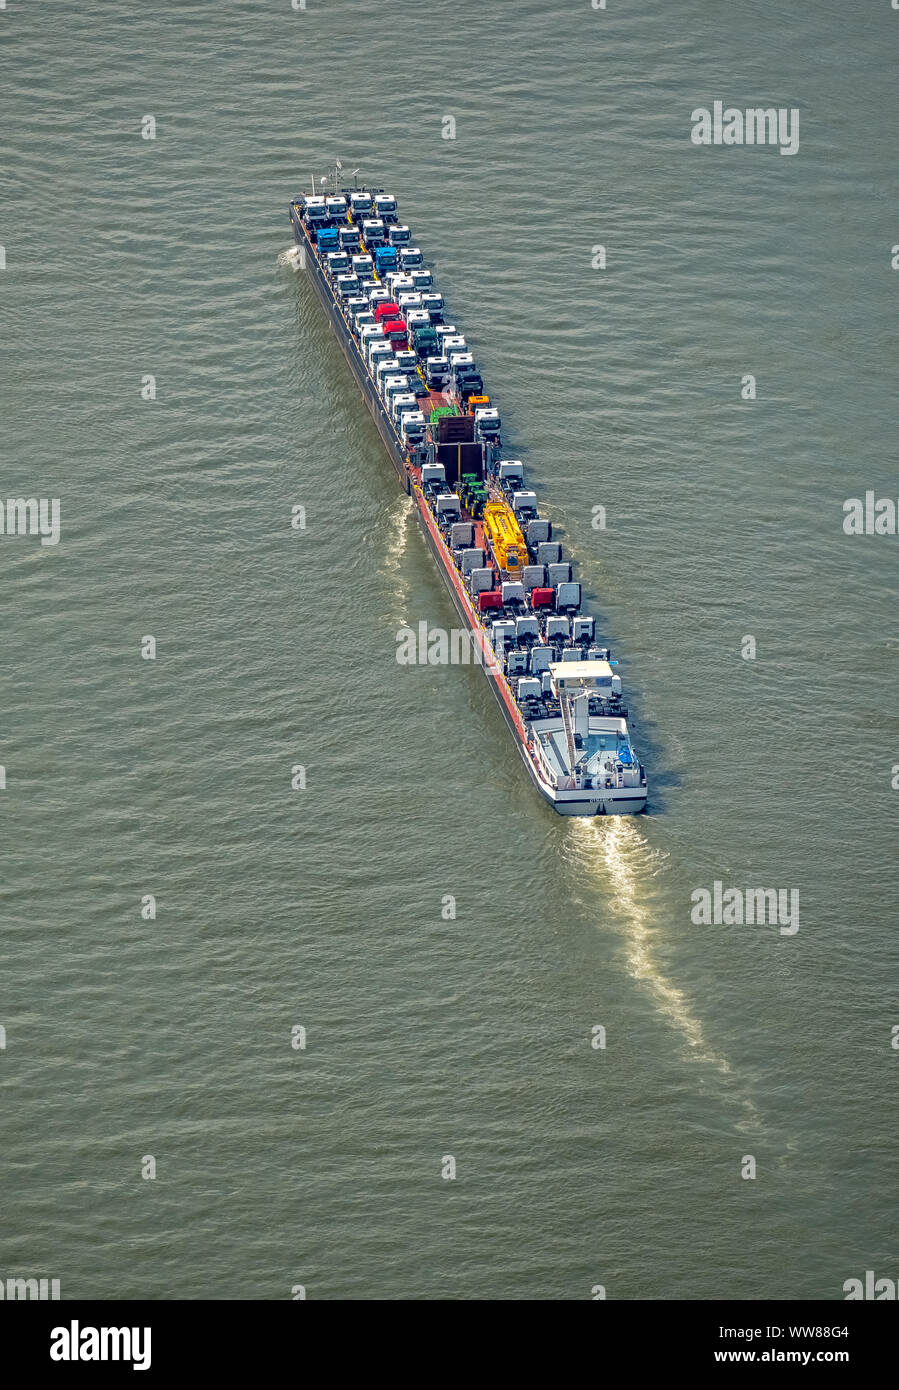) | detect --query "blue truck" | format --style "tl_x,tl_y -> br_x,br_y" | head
374,245 -> 398,276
